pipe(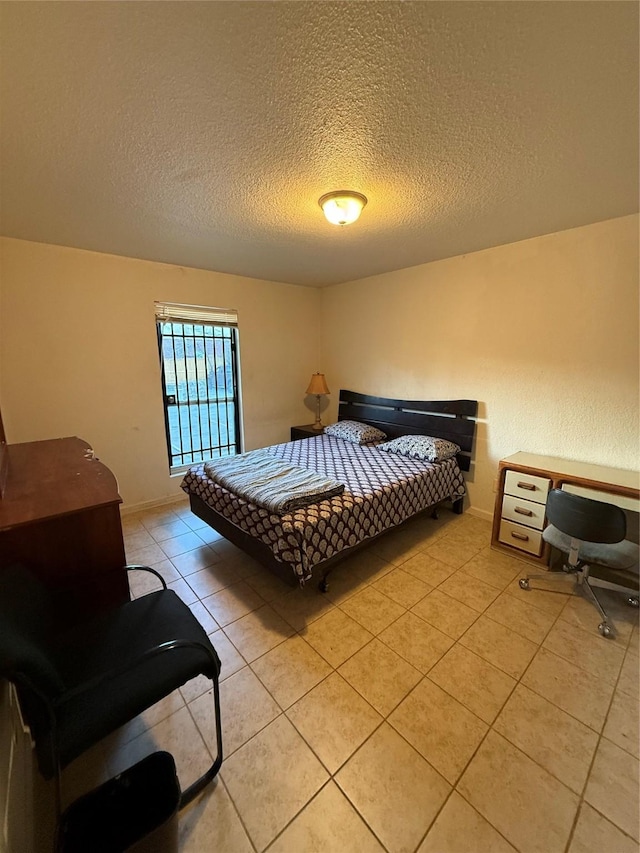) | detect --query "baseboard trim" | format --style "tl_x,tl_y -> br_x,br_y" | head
466,506 -> 493,523
120,493 -> 188,516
